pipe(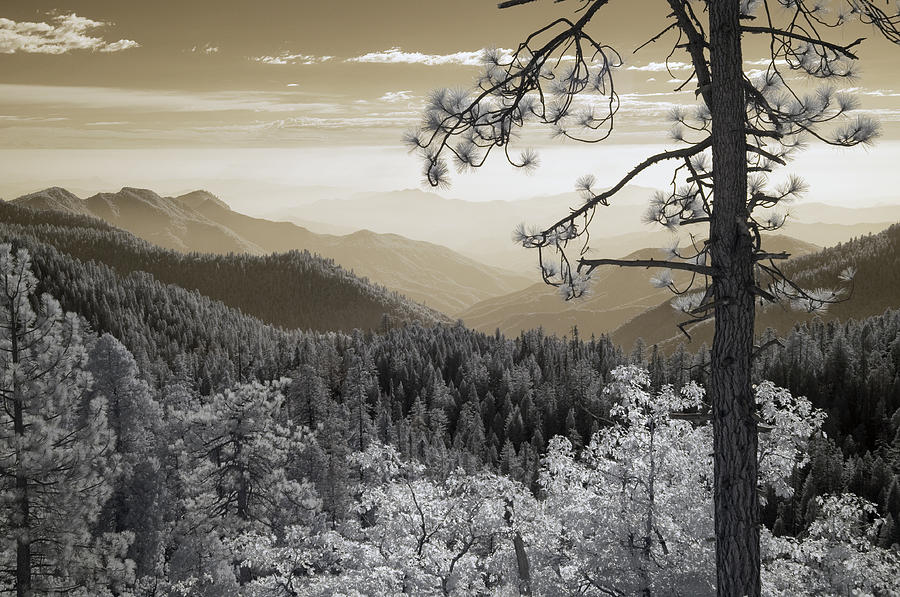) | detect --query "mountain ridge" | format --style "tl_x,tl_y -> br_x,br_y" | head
458,235 -> 821,339
0,199 -> 447,334
612,223 -> 900,351
274,187 -> 900,274
12,187 -> 532,316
